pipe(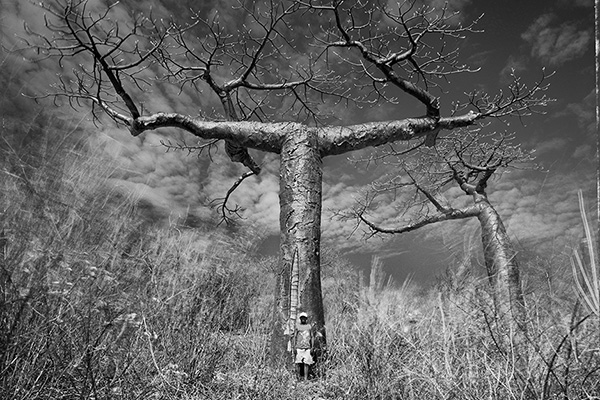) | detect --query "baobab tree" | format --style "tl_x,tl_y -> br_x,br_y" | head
22,0 -> 550,364
351,128 -> 534,344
